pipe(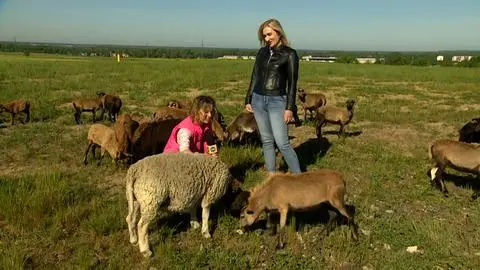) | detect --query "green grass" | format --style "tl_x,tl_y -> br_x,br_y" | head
1,53 -> 480,269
